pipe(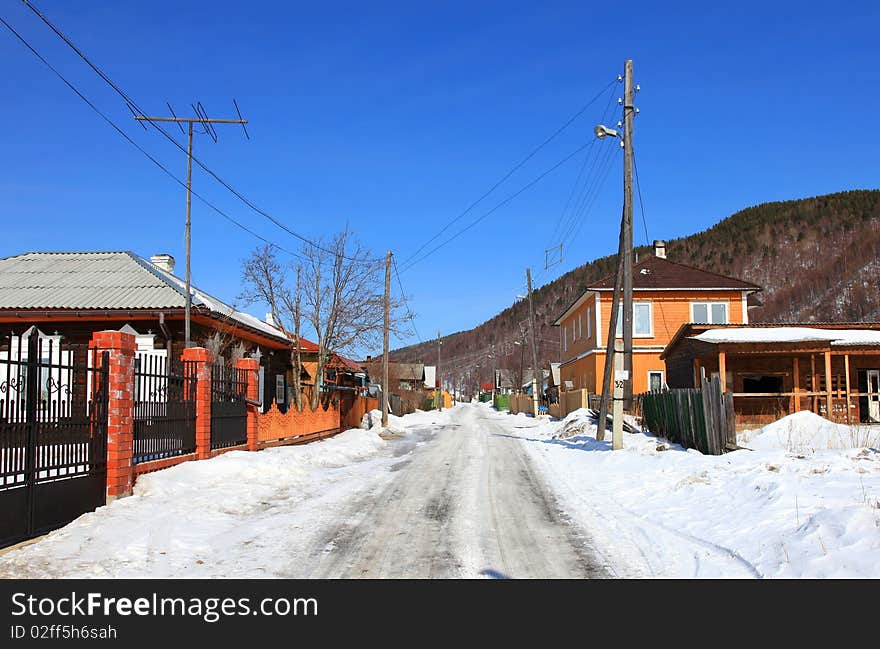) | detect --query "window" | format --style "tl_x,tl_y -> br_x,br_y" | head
648,371 -> 664,392
275,374 -> 286,405
578,313 -> 583,339
563,325 -> 568,352
692,302 -> 729,324
586,307 -> 592,339
616,302 -> 653,337
742,375 -> 783,393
